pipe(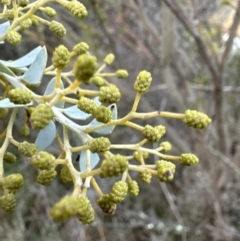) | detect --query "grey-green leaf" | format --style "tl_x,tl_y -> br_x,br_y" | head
79,150 -> 100,172
35,120 -> 56,150
0,21 -> 10,38
62,105 -> 91,120
0,73 -> 27,88
21,46 -> 47,85
0,98 -> 33,108
0,63 -> 16,76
